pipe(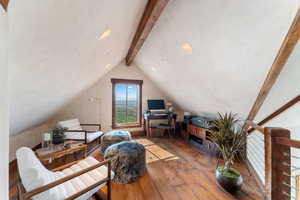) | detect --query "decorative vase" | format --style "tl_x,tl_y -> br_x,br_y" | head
215,166 -> 243,193
41,132 -> 52,148
52,135 -> 64,144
